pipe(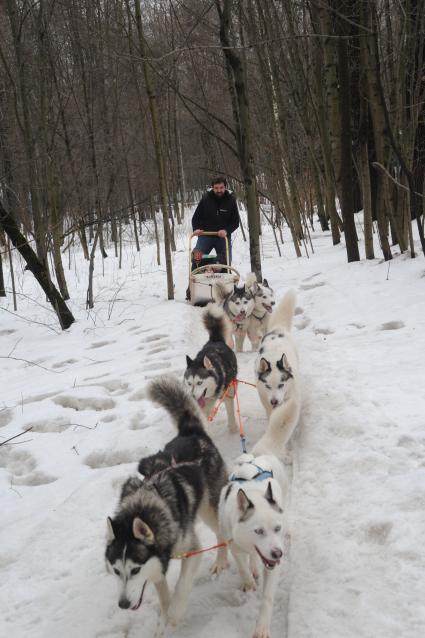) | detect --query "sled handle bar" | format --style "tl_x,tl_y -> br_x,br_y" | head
190,264 -> 240,278
188,231 -> 230,278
